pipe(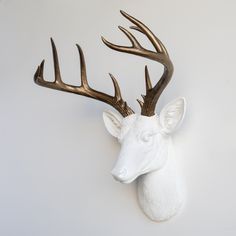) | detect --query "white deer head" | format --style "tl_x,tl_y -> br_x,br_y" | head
103,97 -> 186,184
34,11 -> 186,222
